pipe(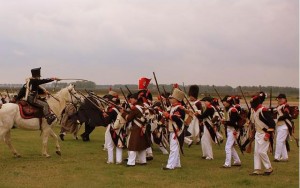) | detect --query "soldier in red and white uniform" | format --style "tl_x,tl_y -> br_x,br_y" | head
274,94 -> 292,162
102,91 -> 125,165
195,96 -> 218,160
162,88 -> 186,170
185,85 -> 202,146
120,92 -> 150,167
249,95 -> 275,176
221,95 -> 241,168
137,77 -> 154,161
